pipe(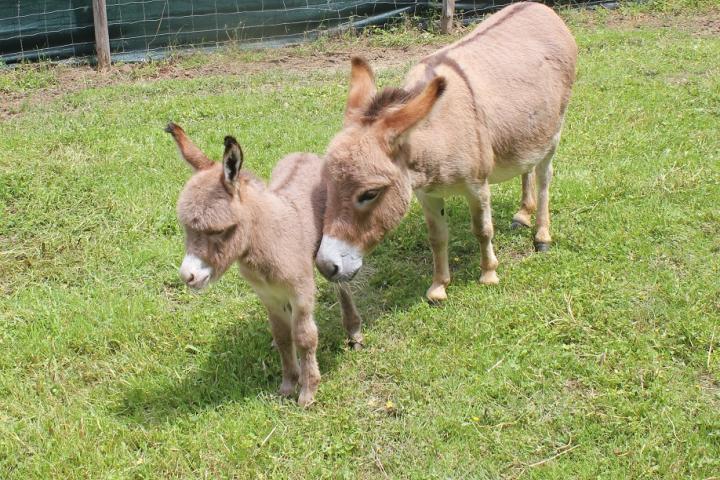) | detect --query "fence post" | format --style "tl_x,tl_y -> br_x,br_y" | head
441,0 -> 455,34
92,0 -> 111,71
